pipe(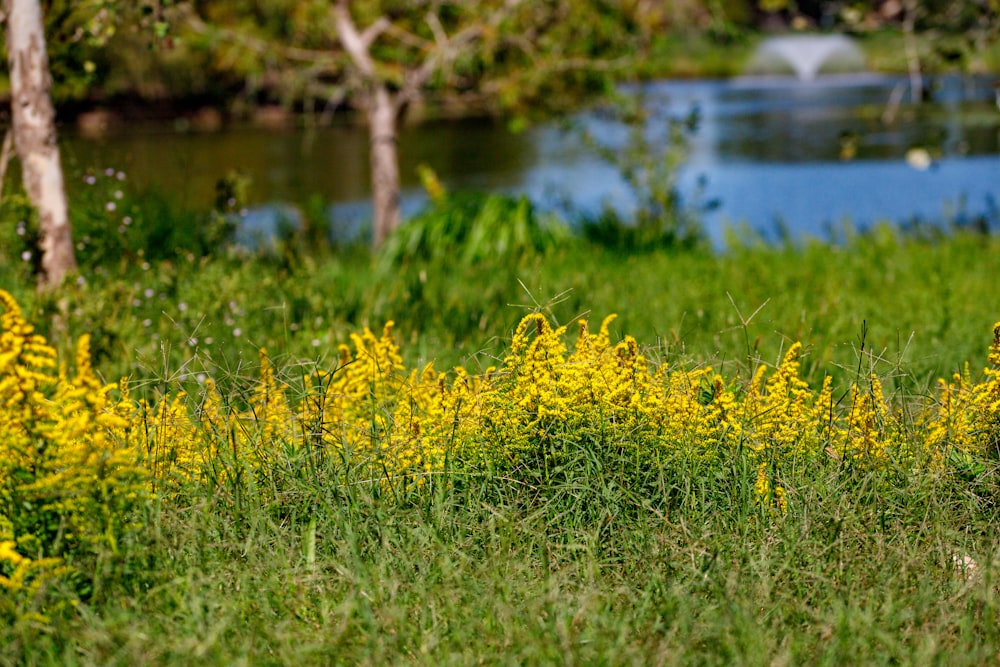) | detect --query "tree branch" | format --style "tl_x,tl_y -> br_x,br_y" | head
425,11 -> 448,48
361,16 -> 391,50
181,7 -> 338,67
397,22 -> 482,106
334,1 -> 377,78
396,0 -> 524,107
